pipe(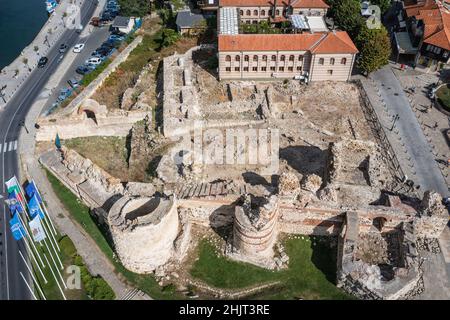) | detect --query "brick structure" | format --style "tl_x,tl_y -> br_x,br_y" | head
217,0 -> 358,81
